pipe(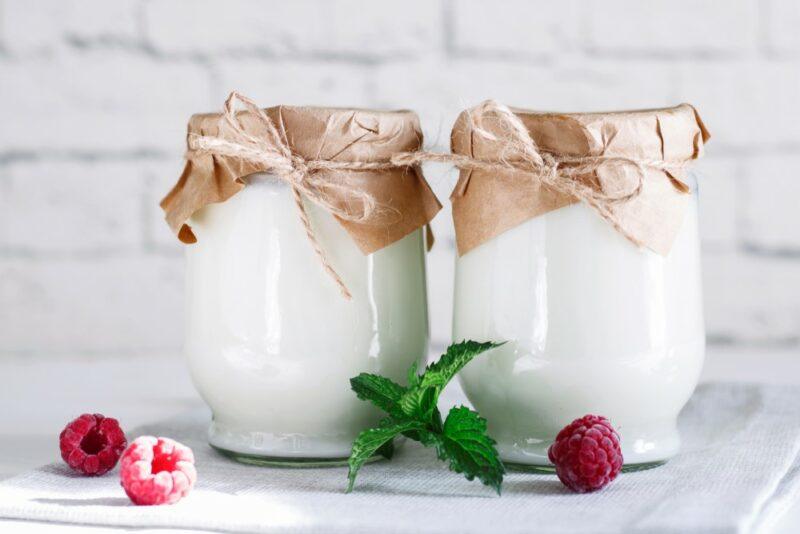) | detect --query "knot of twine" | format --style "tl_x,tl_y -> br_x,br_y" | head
188,93 -> 687,301
188,92 -> 409,300
394,100 -> 688,251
